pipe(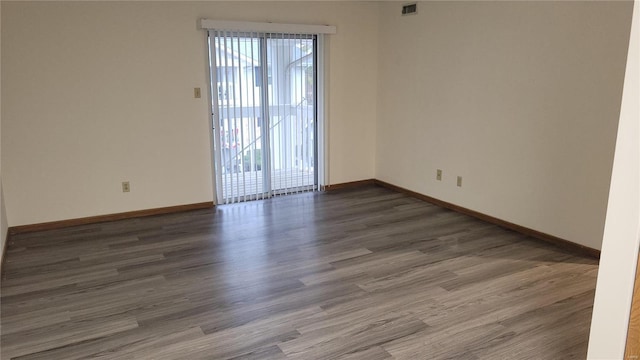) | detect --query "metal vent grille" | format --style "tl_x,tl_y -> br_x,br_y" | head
402,3 -> 417,15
